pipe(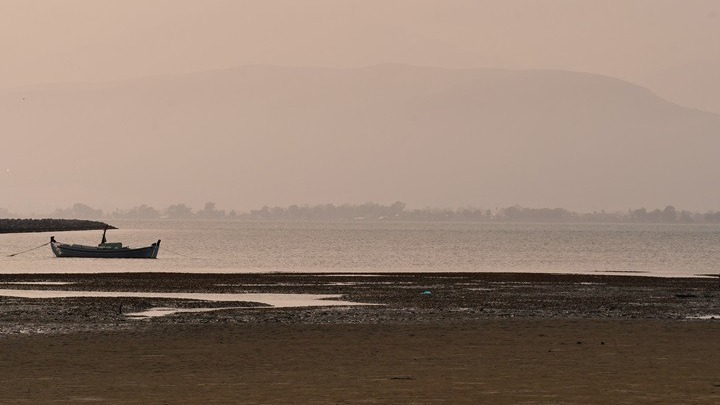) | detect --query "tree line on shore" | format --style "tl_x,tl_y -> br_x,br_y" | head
3,202 -> 720,224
